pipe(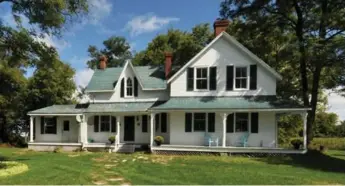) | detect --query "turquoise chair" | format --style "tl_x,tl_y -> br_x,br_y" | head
204,133 -> 219,147
237,133 -> 249,147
